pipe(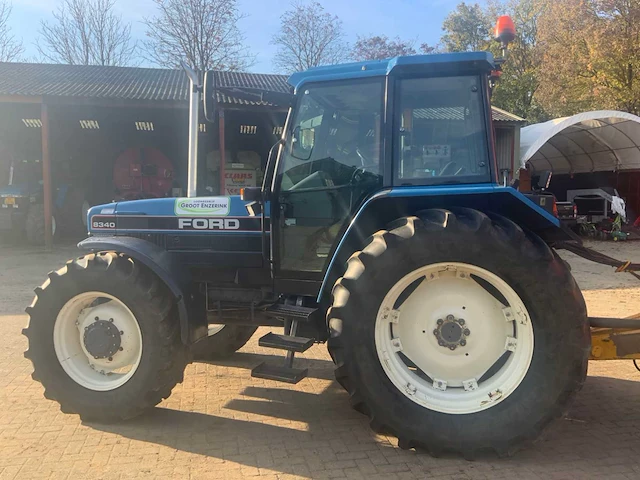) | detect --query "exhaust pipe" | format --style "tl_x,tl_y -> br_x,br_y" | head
181,62 -> 201,198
